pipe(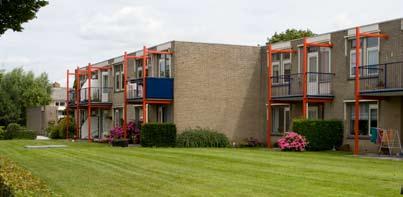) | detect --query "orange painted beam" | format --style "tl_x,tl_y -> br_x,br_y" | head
302,37 -> 308,119
142,46 -> 148,124
145,100 -> 173,105
306,42 -> 333,48
127,55 -> 144,59
267,44 -> 273,148
66,70 -> 70,140
87,63 -> 92,143
271,49 -> 297,54
147,50 -> 173,55
360,32 -> 389,39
